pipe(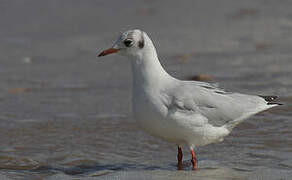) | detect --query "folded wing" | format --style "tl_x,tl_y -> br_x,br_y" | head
165,81 -> 279,130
